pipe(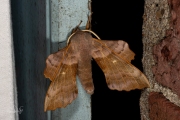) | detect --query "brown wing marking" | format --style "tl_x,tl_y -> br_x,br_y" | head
93,38 -> 135,63
44,45 -> 78,111
91,39 -> 150,91
44,47 -> 67,81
